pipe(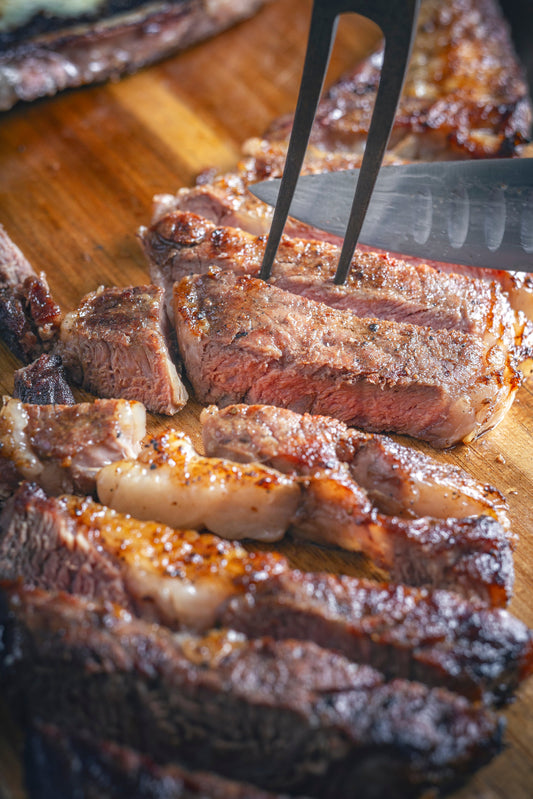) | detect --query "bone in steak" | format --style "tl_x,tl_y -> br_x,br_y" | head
0,0 -> 267,111
172,269 -> 519,448
97,427 -> 514,605
57,284 -> 187,415
0,583 -> 504,798
0,397 -> 146,499
2,480 -> 529,702
13,352 -> 75,405
142,210 -> 525,365
25,722 -> 296,799
0,226 -> 62,363
265,0 -> 531,159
